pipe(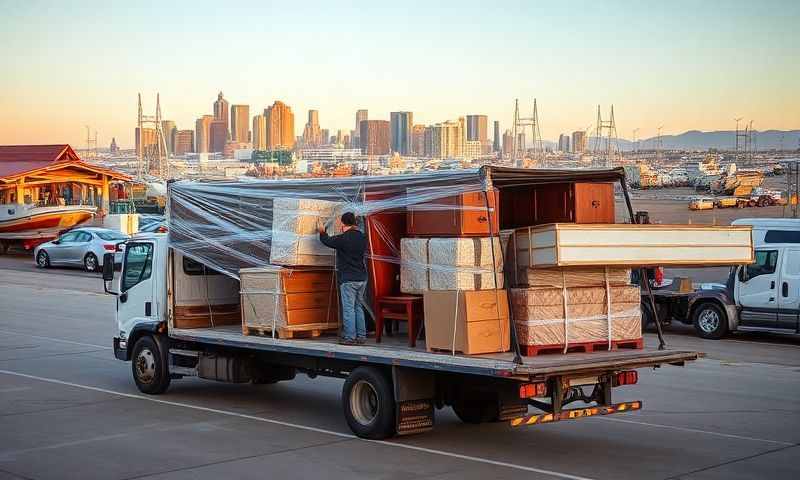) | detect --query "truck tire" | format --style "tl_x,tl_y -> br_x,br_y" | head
452,394 -> 499,424
342,367 -> 396,439
131,335 -> 171,394
692,302 -> 728,340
